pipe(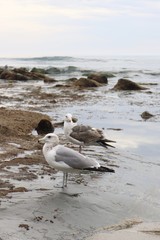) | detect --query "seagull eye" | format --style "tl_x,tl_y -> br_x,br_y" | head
47,136 -> 51,139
